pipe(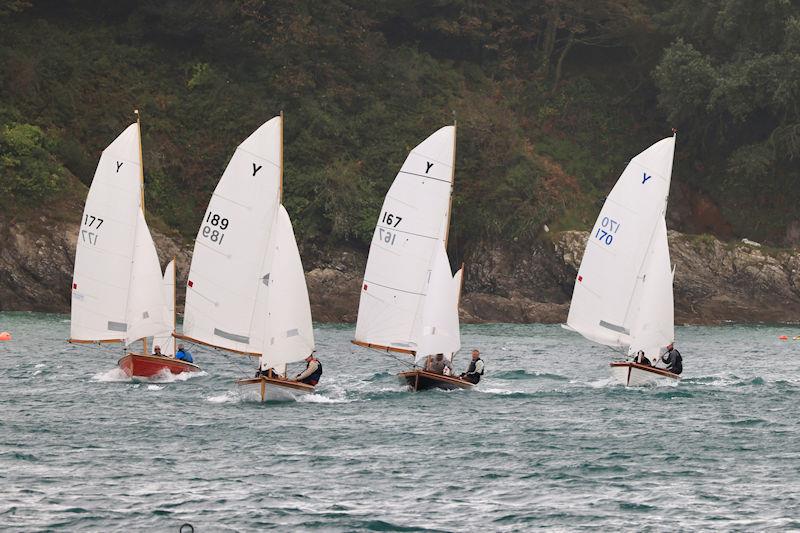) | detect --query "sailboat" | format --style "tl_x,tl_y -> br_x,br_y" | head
352,124 -> 471,391
564,133 -> 679,386
176,114 -> 316,401
70,114 -> 200,378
